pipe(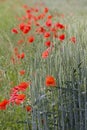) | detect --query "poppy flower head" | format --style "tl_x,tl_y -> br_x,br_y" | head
19,70 -> 25,75
44,32 -> 50,38
15,94 -> 26,105
25,105 -> 32,112
42,50 -> 49,59
18,52 -> 25,59
58,34 -> 65,41
44,7 -> 49,13
70,37 -> 76,43
0,99 -> 9,110
11,28 -> 18,34
45,75 -> 56,87
28,36 -> 34,43
55,22 -> 65,29
46,20 -> 52,27
44,41 -> 51,47
19,23 -> 31,34
18,82 -> 29,91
